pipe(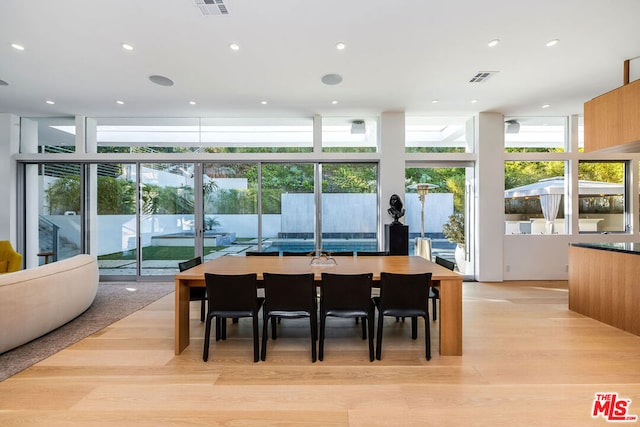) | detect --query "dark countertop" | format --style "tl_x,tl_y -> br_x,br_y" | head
571,242 -> 640,255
